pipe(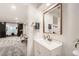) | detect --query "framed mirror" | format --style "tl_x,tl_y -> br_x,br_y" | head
43,3 -> 62,35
